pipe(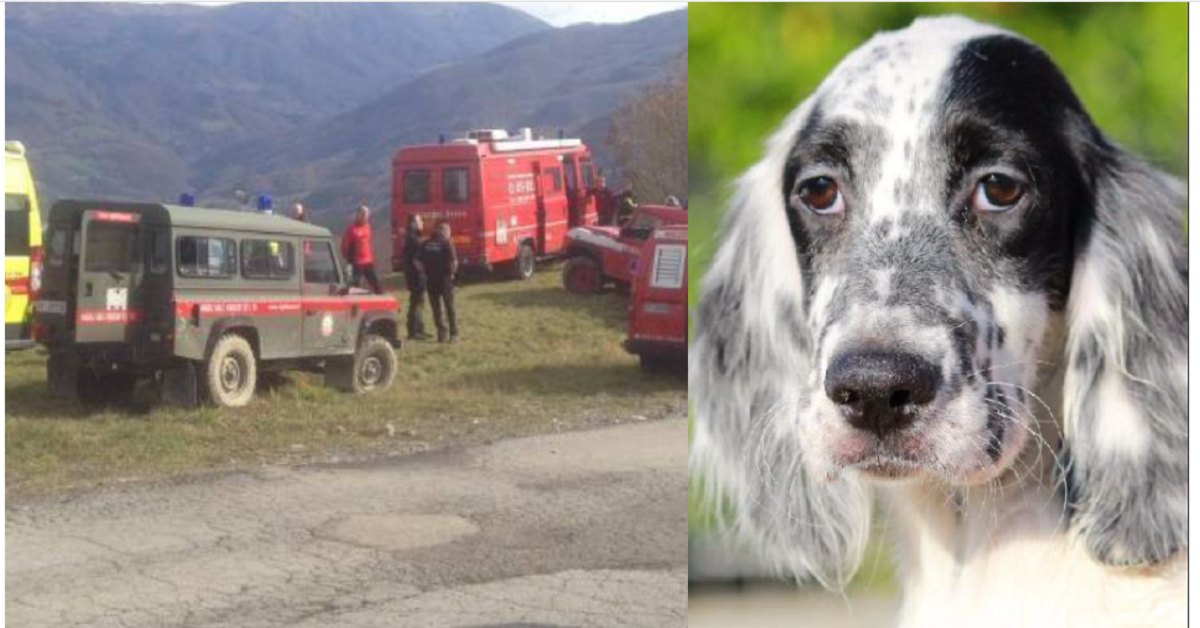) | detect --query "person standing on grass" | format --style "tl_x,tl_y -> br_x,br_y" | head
420,221 -> 459,343
341,205 -> 383,294
403,214 -> 430,340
